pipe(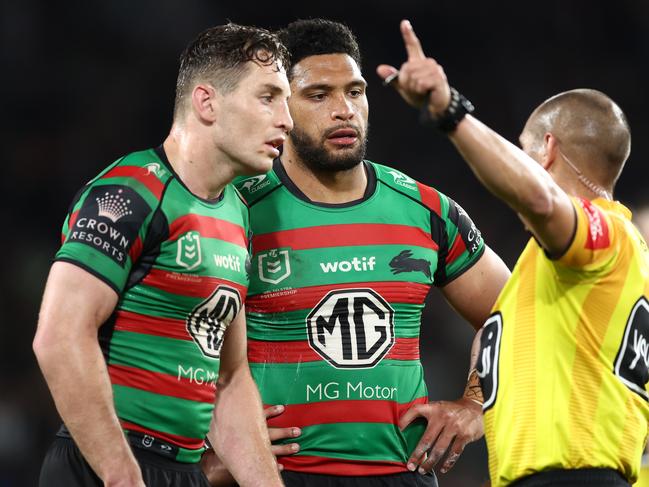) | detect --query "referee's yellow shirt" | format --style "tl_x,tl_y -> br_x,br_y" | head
478,198 -> 649,486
